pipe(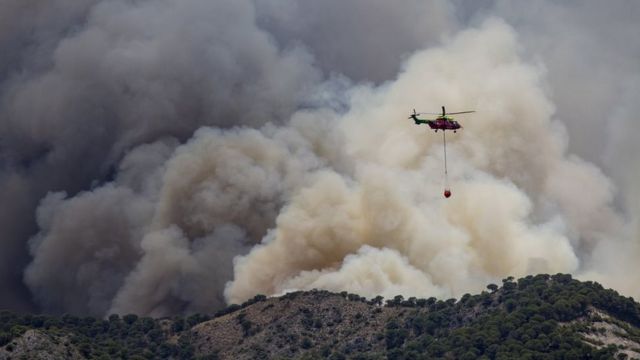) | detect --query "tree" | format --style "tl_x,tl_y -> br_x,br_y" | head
123,314 -> 138,326
301,337 -> 313,349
